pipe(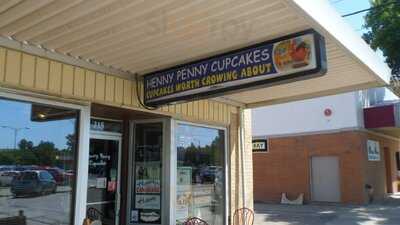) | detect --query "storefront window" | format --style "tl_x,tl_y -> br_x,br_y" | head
0,97 -> 79,225
176,123 -> 226,225
131,123 -> 163,224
